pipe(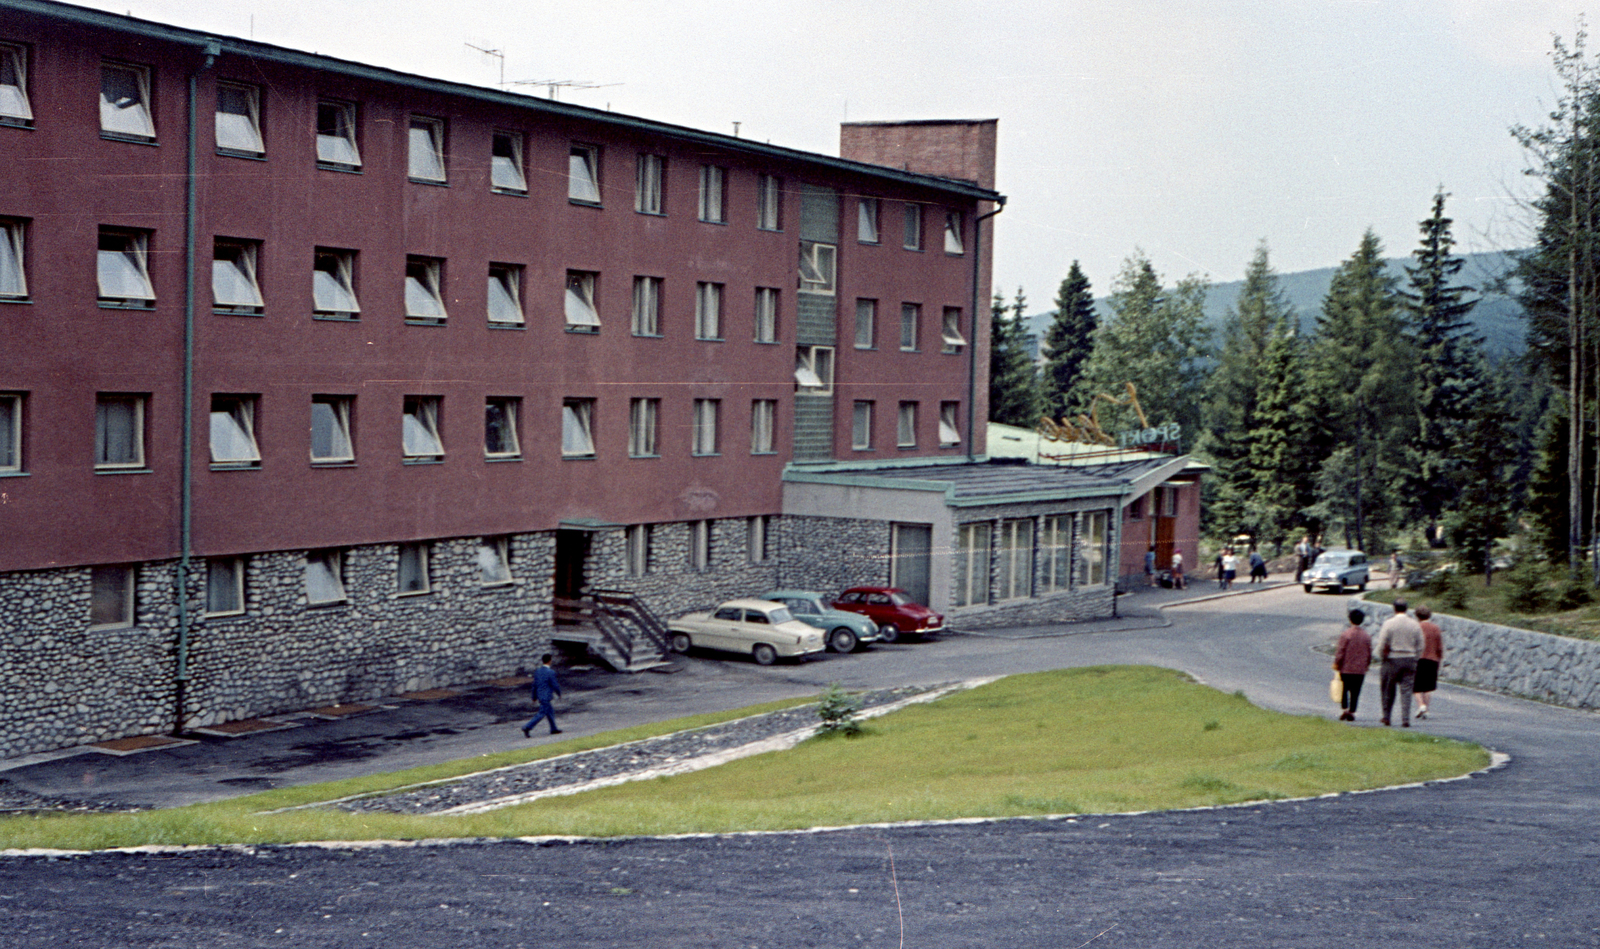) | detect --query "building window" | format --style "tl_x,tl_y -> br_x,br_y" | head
479,536 -> 513,584
854,299 -> 876,349
900,304 -> 920,351
858,198 -> 879,244
903,204 -> 923,250
689,520 -> 711,571
97,228 -> 154,307
754,287 -> 779,343
698,165 -> 725,223
944,210 -> 966,255
565,270 -> 600,331
210,394 -> 260,467
305,549 -> 346,604
852,401 -> 874,450
941,307 -> 967,354
636,153 -> 664,214
1128,495 -> 1144,520
747,515 -> 770,564
695,282 -> 723,340
397,543 -> 430,595
562,398 -> 595,457
1,42 -> 33,127
0,218 -> 27,300
484,397 -> 520,459
487,263 -> 524,325
0,392 -> 22,473
312,248 -> 360,319
632,276 -> 661,336
569,144 -> 601,204
408,115 -> 447,183
997,518 -> 1034,601
751,399 -> 776,454
897,402 -> 917,448
315,98 -> 360,168
757,174 -> 782,230
939,401 -> 961,446
625,524 -> 651,576
1041,514 -> 1071,593
206,557 -> 246,615
954,522 -> 991,608
1163,485 -> 1182,517
1080,511 -> 1109,586
310,396 -> 354,463
100,62 -> 154,141
402,395 -> 444,461
692,398 -> 721,455
798,241 -> 836,295
215,81 -> 263,156
89,565 -> 136,628
212,239 -> 263,314
94,394 -> 145,470
628,397 -> 658,457
794,345 -> 834,395
491,130 -> 526,194
404,256 -> 448,324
